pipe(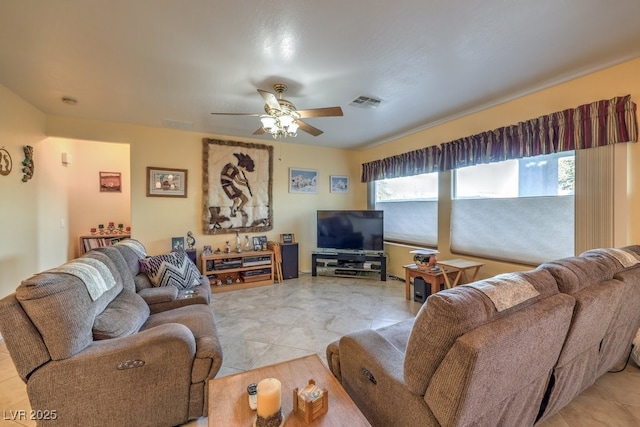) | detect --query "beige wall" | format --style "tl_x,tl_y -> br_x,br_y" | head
0,86 -> 46,298
357,57 -> 640,279
45,116 -> 358,273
